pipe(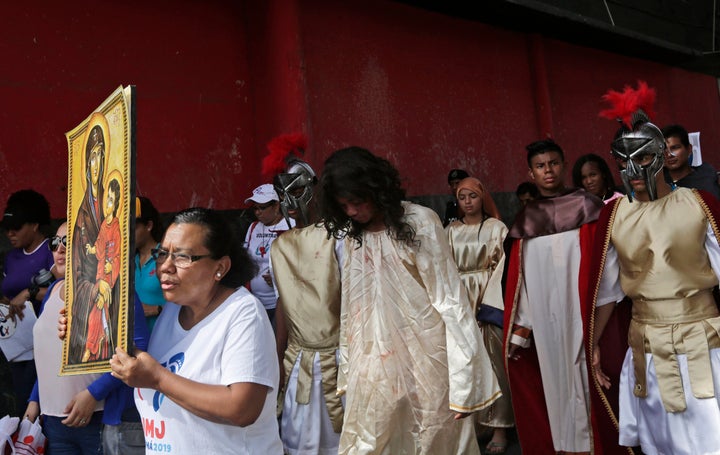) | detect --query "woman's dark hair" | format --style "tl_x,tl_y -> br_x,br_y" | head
3,189 -> 51,227
319,147 -> 414,245
85,126 -> 106,185
571,153 -> 617,200
137,196 -> 164,242
170,207 -> 257,287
